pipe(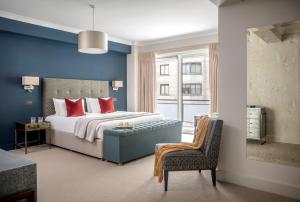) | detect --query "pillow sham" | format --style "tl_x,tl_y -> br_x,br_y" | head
53,98 -> 85,116
85,97 -> 101,113
53,98 -> 67,116
98,97 -> 115,113
65,98 -> 85,117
